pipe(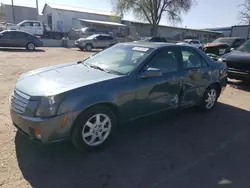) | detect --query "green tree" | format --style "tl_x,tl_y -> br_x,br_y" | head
112,0 -> 194,36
